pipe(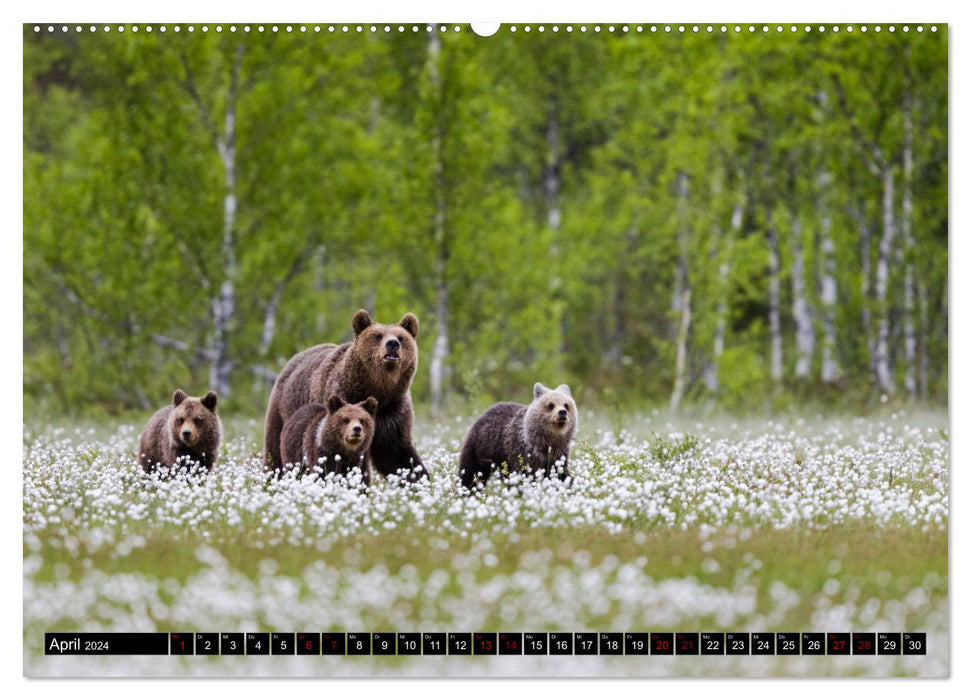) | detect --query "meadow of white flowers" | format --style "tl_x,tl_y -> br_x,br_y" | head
23,411 -> 948,677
